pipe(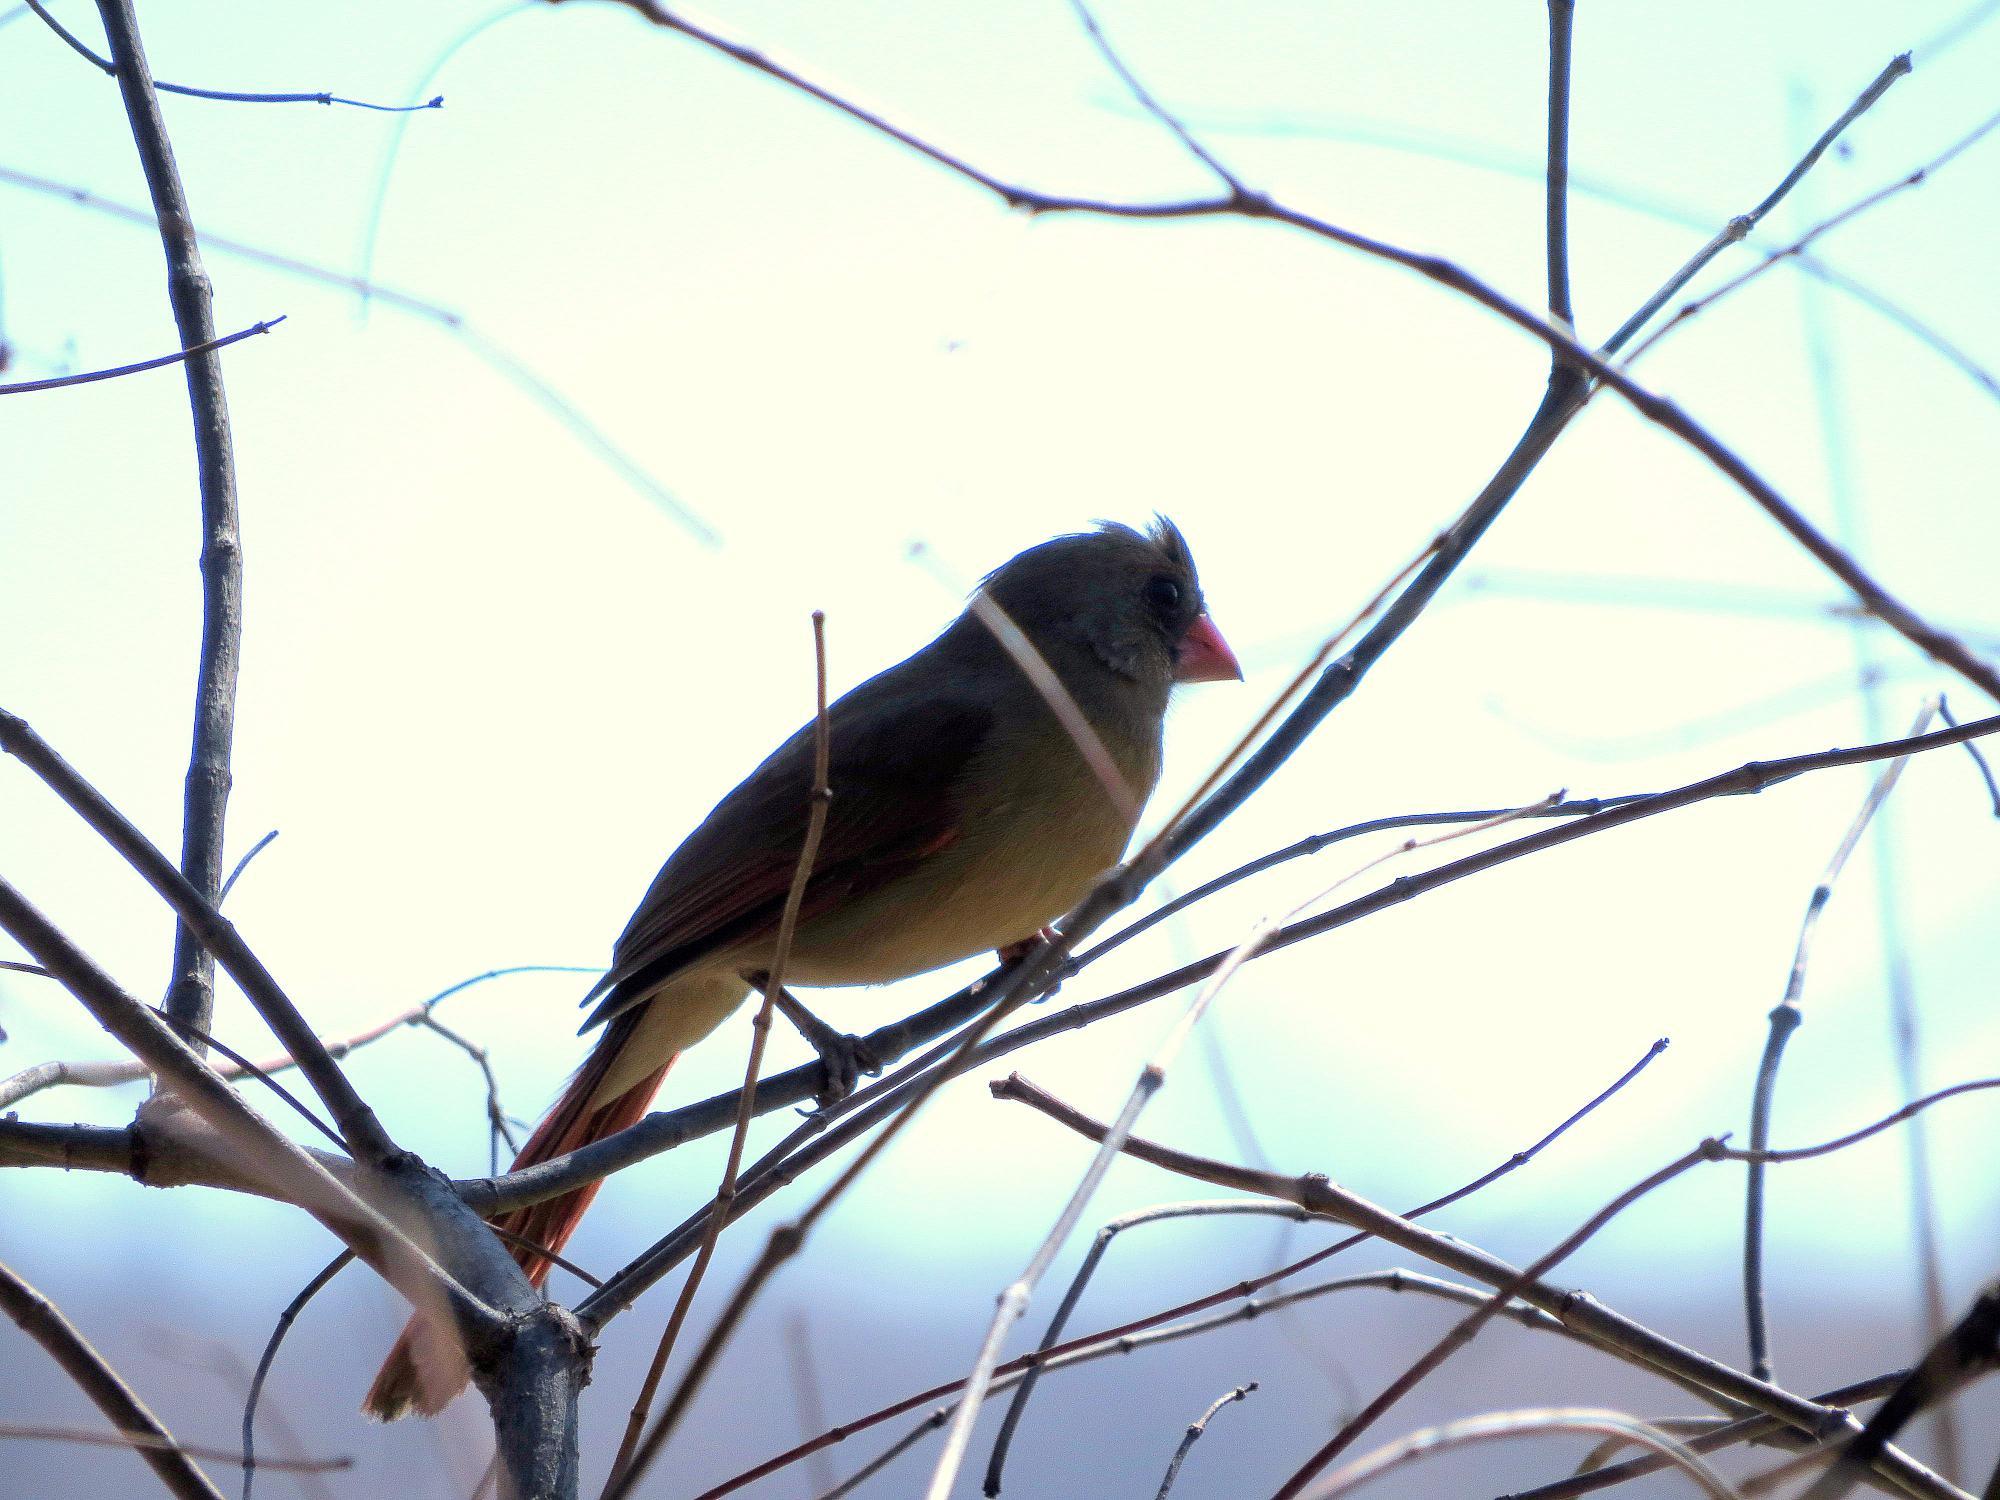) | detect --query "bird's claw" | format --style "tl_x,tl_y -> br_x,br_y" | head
804,1028 -> 882,1109
994,927 -> 1065,999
